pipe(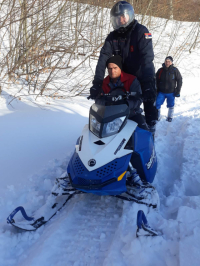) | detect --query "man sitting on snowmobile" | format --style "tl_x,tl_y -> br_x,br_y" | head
102,55 -> 149,130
